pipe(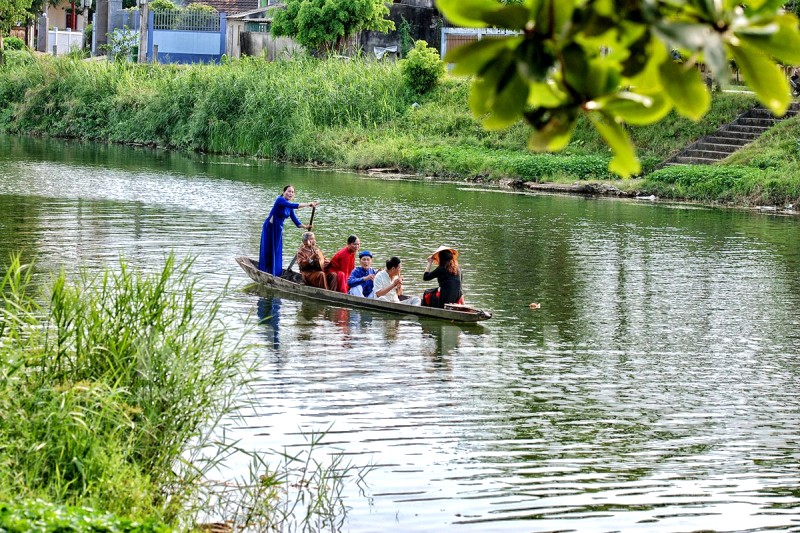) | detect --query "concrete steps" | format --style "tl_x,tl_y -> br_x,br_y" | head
662,102 -> 800,166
